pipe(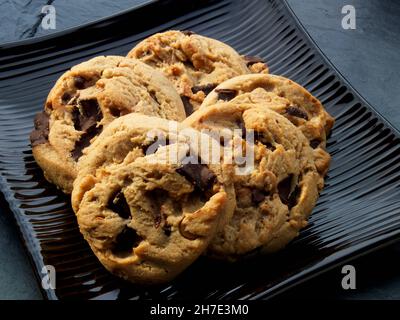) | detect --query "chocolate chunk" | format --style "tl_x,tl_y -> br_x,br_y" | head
179,220 -> 197,240
71,100 -> 103,160
71,99 -> 103,160
191,187 -> 208,203
254,132 -> 276,151
181,95 -> 194,116
264,142 -> 276,151
176,164 -> 216,192
30,112 -> 50,146
191,83 -> 217,95
73,76 -> 87,89
61,92 -> 72,104
243,55 -> 265,67
183,59 -> 196,70
278,175 -> 293,205
108,191 -> 131,219
278,175 -> 299,208
30,130 -> 47,146
310,139 -> 321,149
33,112 -> 49,131
72,99 -> 102,131
71,124 -> 103,160
182,30 -> 196,36
109,107 -> 121,117
112,227 -> 142,256
79,116 -> 100,132
253,131 -> 262,142
71,107 -> 81,130
286,106 -> 309,120
149,91 -> 160,105
215,88 -> 237,101
109,106 -> 129,118
79,99 -> 102,130
252,189 -> 269,204
162,224 -> 172,236
287,185 -> 300,209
